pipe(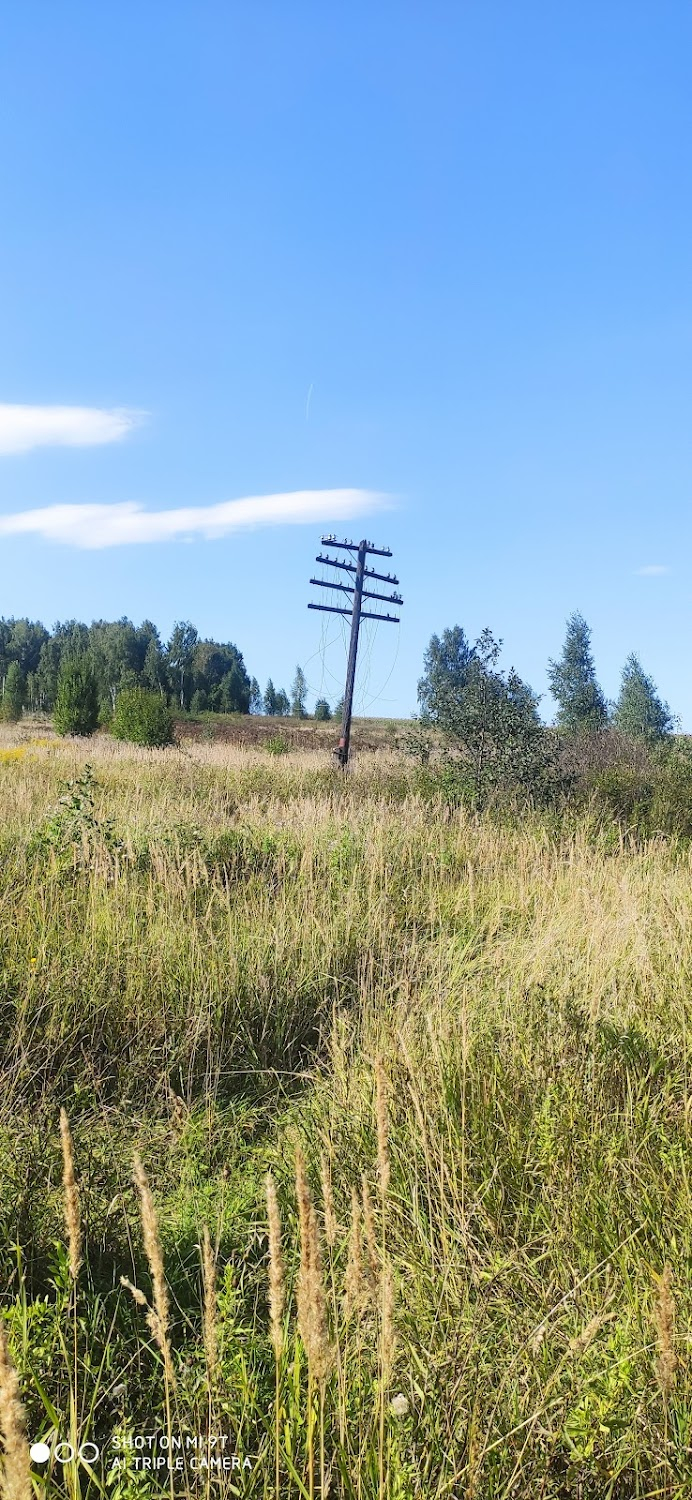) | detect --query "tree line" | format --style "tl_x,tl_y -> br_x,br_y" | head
414,611 -> 676,808
0,616 -> 339,724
